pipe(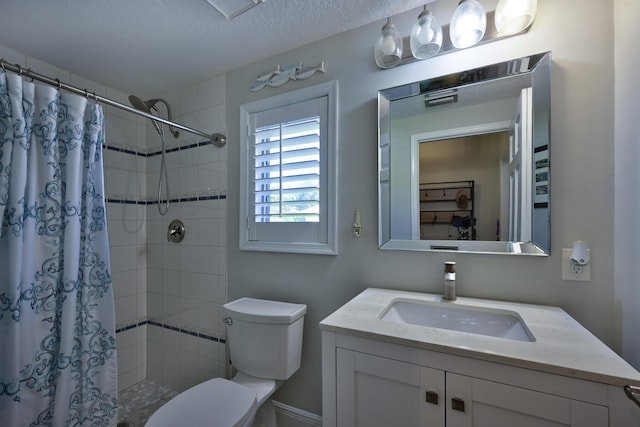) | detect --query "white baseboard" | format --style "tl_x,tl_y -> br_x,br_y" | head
272,400 -> 322,427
